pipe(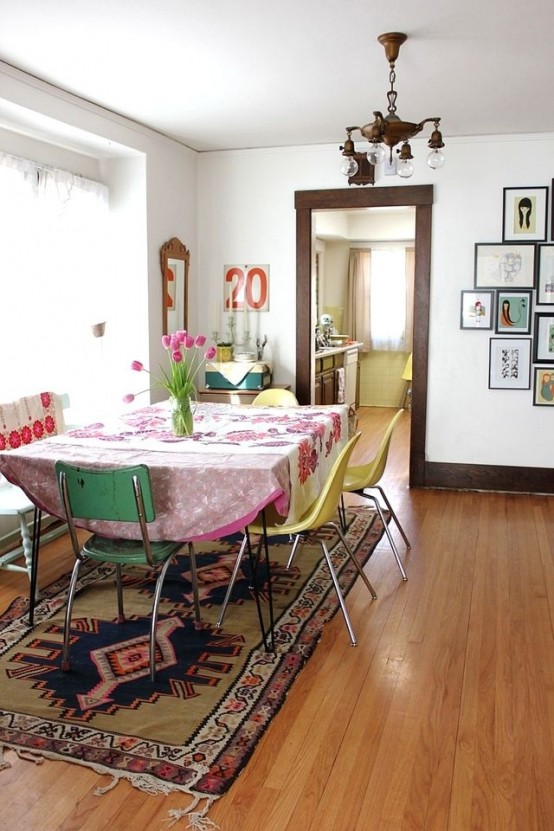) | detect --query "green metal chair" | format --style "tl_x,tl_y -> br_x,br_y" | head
56,462 -> 200,682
